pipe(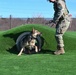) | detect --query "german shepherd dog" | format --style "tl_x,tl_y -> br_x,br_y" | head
18,28 -> 42,56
